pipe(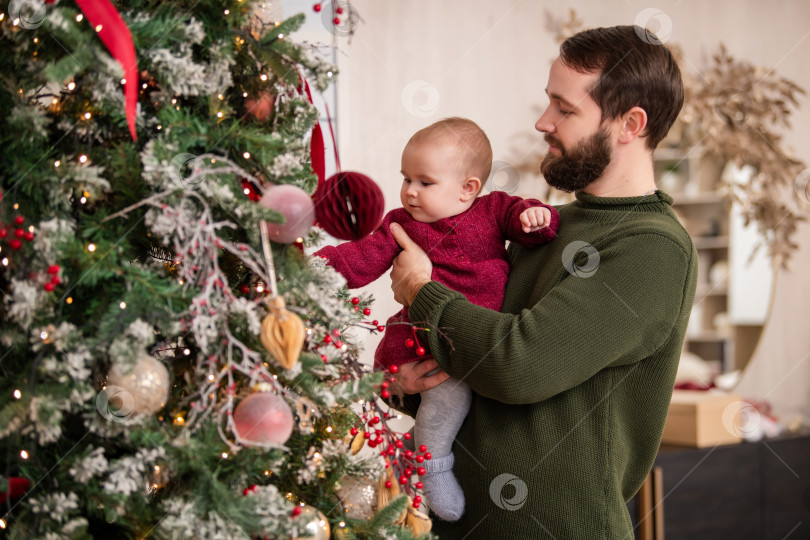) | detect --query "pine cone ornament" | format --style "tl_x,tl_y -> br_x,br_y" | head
260,296 -> 305,370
